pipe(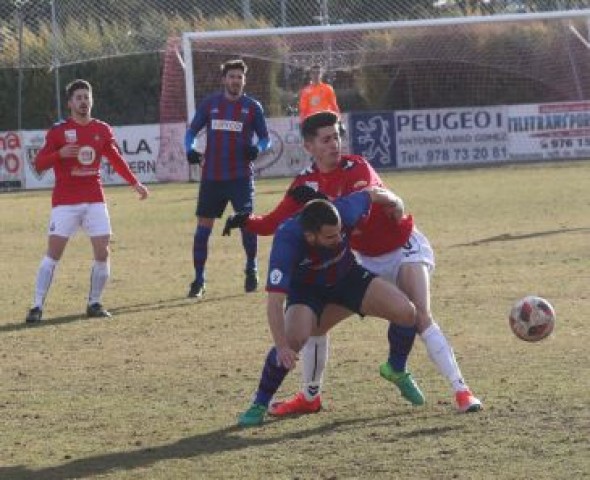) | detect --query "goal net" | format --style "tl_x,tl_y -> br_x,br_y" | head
157,9 -> 590,180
